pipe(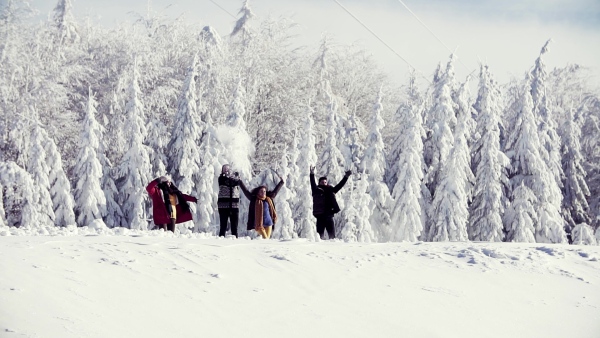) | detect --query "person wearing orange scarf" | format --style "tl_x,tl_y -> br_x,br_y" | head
240,173 -> 284,239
